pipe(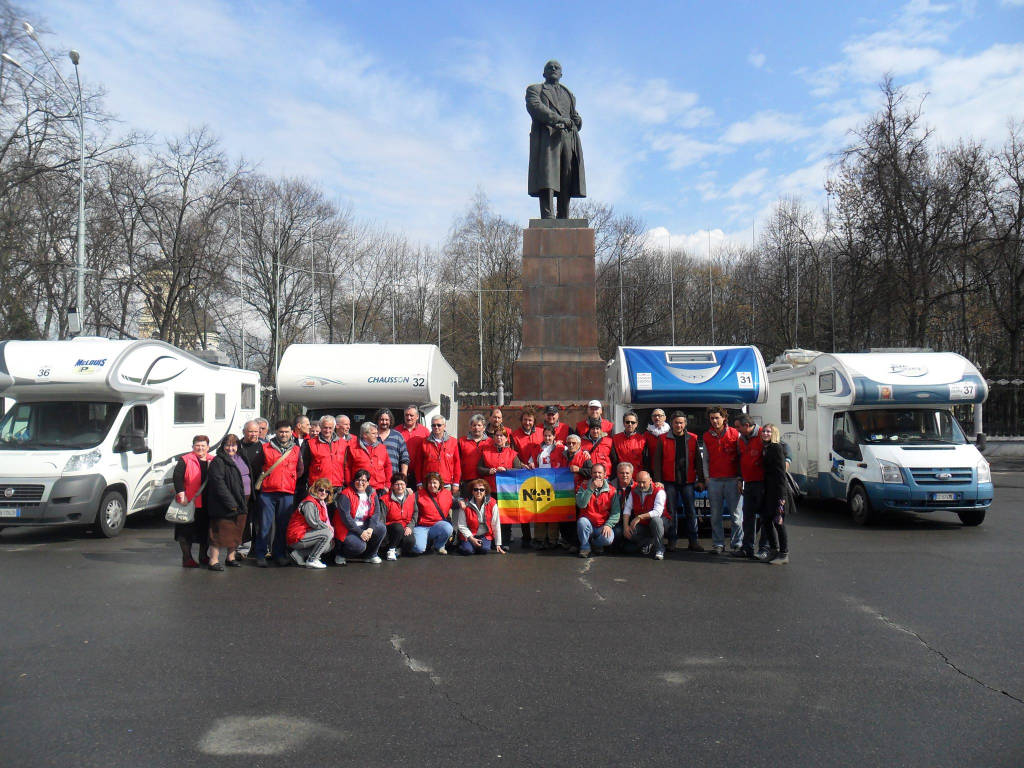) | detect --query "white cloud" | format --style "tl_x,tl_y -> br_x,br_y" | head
648,132 -> 724,169
590,76 -> 710,128
726,168 -> 769,199
646,226 -> 751,258
748,51 -> 766,69
722,111 -> 812,144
